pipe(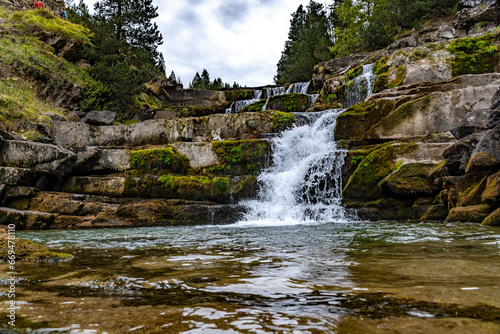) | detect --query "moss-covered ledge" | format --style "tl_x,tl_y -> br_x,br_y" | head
0,230 -> 72,262
211,139 -> 271,176
129,147 -> 191,176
